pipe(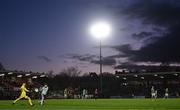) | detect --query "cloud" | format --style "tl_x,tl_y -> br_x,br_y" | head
37,56 -> 52,63
114,62 -> 150,70
60,1 -> 180,67
110,31 -> 180,63
110,44 -> 133,55
93,45 -> 112,49
63,53 -> 116,66
107,0 -> 180,64
121,0 -> 180,27
64,53 -> 98,62
91,57 -> 116,66
130,29 -> 180,63
132,31 -> 153,39
114,63 -> 160,70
